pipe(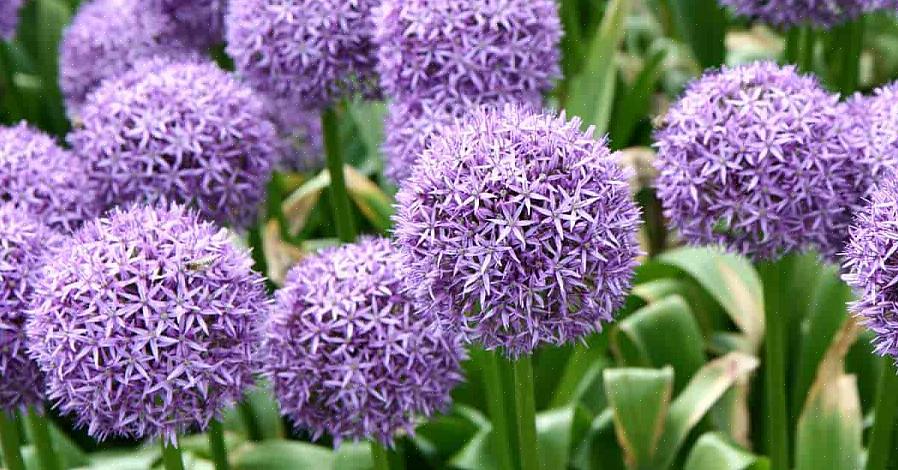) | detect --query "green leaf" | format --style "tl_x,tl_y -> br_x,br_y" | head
222,383 -> 285,440
332,443 -> 374,470
683,433 -> 768,470
666,0 -> 727,68
84,448 -> 161,470
609,47 -> 667,148
232,441 -> 334,470
571,409 -> 627,470
548,334 -> 610,411
412,406 -> 484,464
604,367 -> 674,468
344,165 -> 394,233
536,406 -> 593,470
